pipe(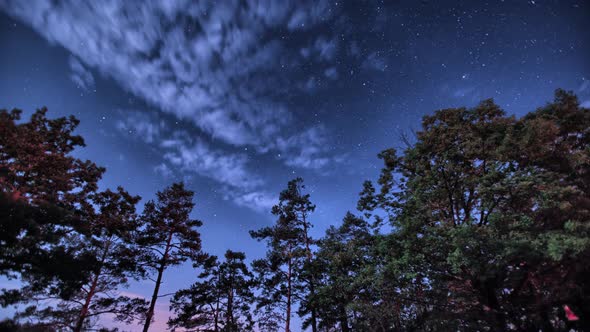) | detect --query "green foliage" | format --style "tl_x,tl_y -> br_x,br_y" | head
355,89 -> 590,330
